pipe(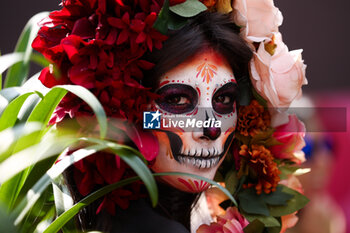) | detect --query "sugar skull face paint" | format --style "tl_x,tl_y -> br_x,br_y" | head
150,50 -> 238,193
